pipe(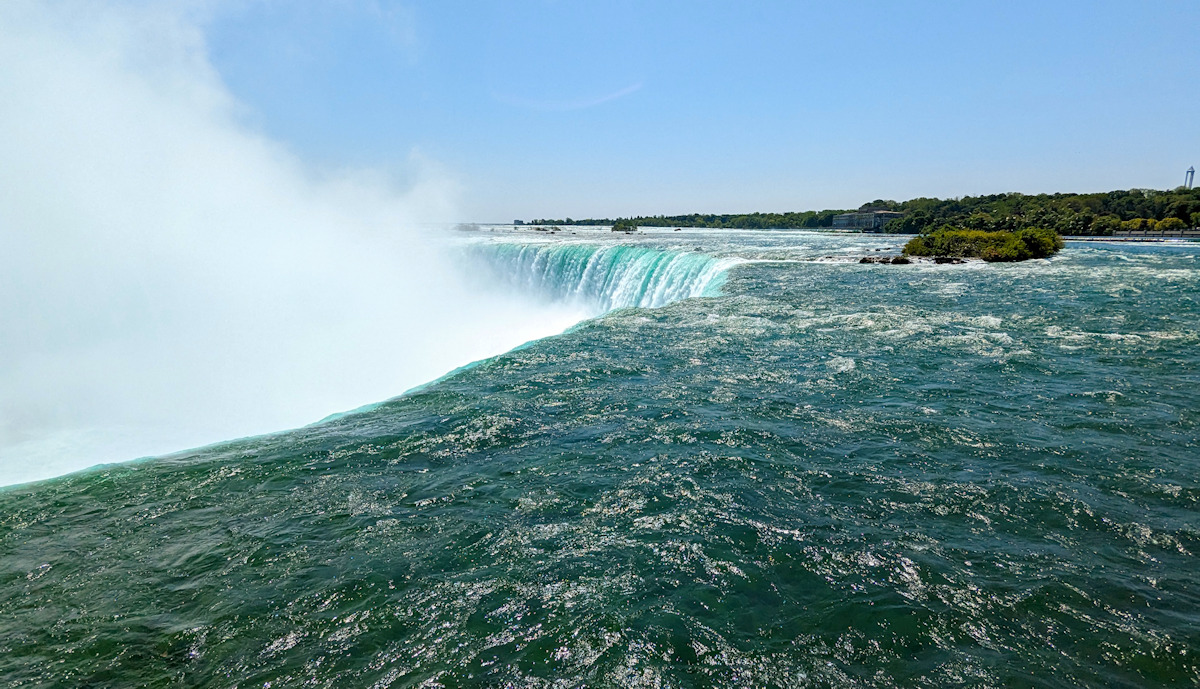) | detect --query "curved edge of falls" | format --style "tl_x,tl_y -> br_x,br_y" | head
1,241 -> 741,488
315,241 -> 741,426
461,241 -> 741,313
